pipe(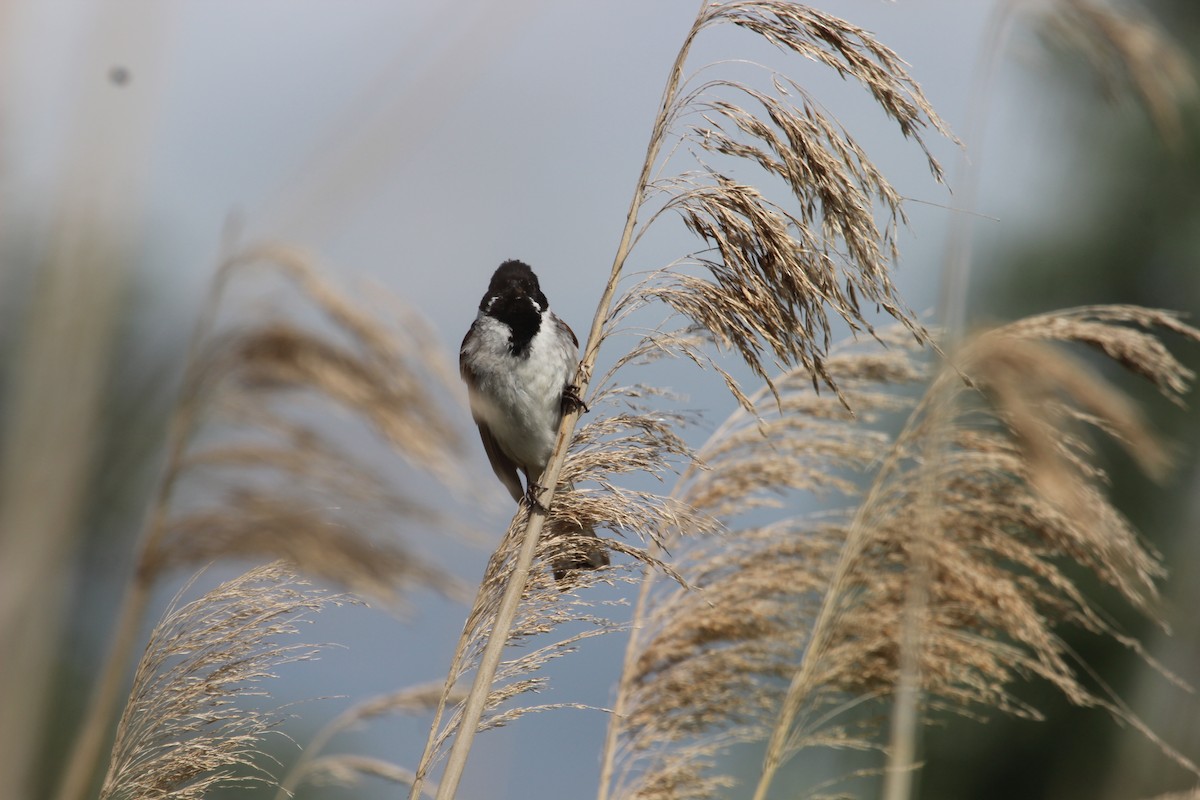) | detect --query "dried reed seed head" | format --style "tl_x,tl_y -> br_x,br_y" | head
227,243 -> 444,377
215,320 -> 459,471
624,751 -> 738,800
683,332 -> 927,517
568,409 -> 696,479
654,184 -> 842,393
610,306 -> 1198,797
100,563 -> 346,800
556,398 -> 718,556
769,307 -> 1198,765
427,498 -> 646,765
701,3 -> 952,164
283,681 -> 461,795
960,306 -> 1200,509
349,683 -> 458,719
611,339 -> 934,798
592,322 -> 714,388
440,404 -> 702,732
181,398 -> 440,522
279,682 -> 461,796
627,1 -> 951,405
997,305 -> 1200,402
699,87 -> 904,265
203,245 -> 463,481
